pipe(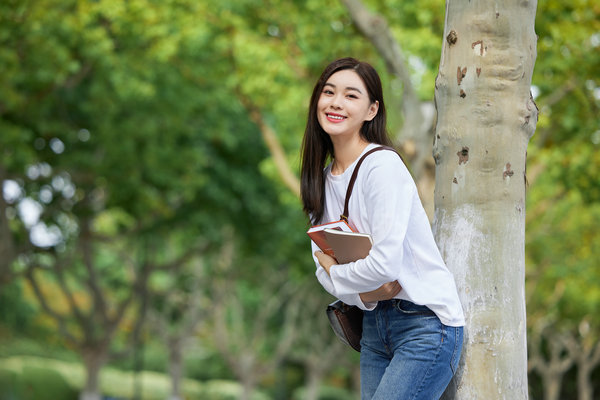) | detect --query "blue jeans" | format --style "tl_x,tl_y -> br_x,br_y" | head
360,300 -> 463,400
